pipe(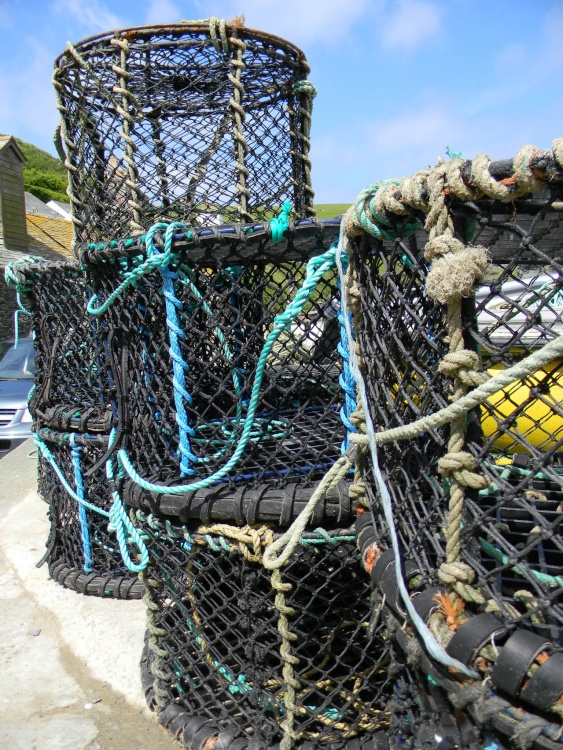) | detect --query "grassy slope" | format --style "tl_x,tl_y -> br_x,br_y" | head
313,203 -> 351,219
0,136 -> 69,203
